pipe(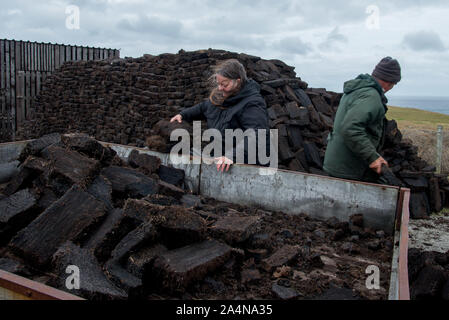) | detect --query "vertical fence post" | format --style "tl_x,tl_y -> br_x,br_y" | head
436,125 -> 443,174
